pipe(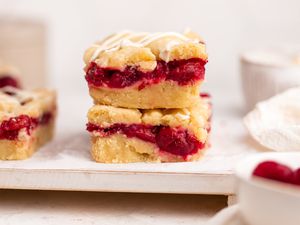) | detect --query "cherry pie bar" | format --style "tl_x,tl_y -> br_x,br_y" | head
0,78 -> 56,160
86,95 -> 211,163
84,31 -> 208,109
